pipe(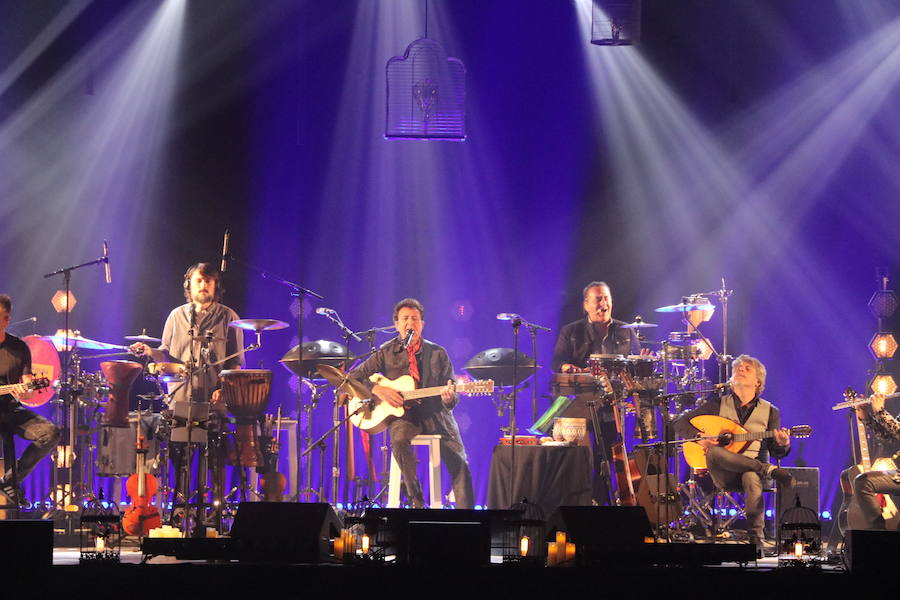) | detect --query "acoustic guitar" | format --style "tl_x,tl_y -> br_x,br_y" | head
347,374 -> 494,434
